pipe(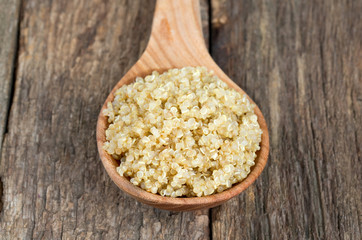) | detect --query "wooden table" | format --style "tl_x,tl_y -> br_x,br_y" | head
0,0 -> 360,239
